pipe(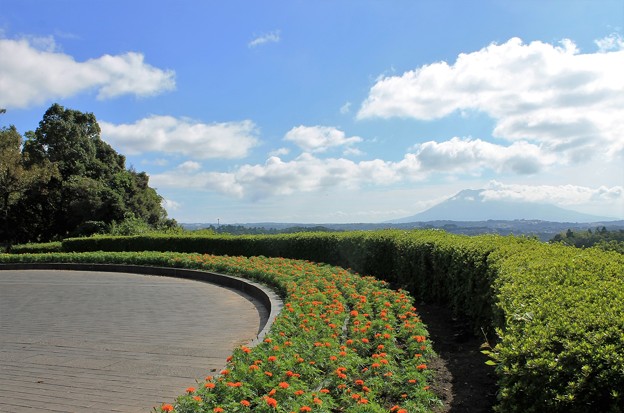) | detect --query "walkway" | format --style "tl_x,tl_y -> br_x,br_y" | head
0,270 -> 265,413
